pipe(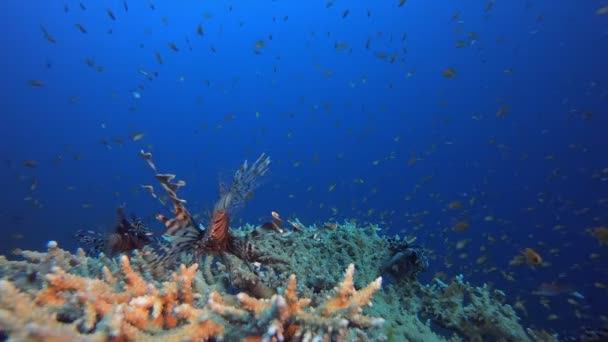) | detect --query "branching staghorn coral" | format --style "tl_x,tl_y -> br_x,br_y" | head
1,216 -> 547,341
0,243 -> 384,341
419,275 -> 532,342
